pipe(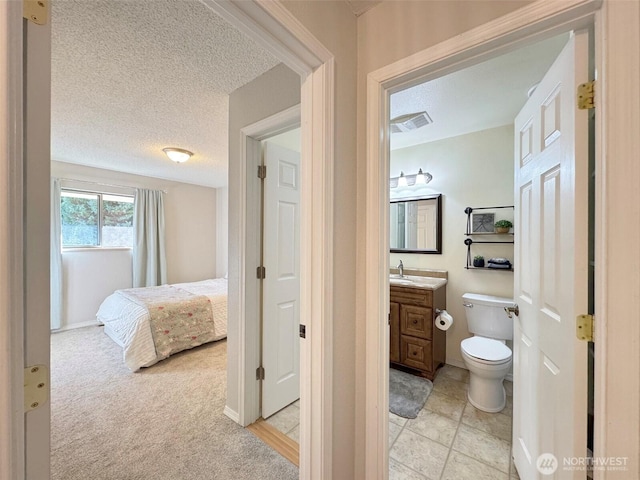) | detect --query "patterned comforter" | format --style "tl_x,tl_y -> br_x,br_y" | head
96,279 -> 227,371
